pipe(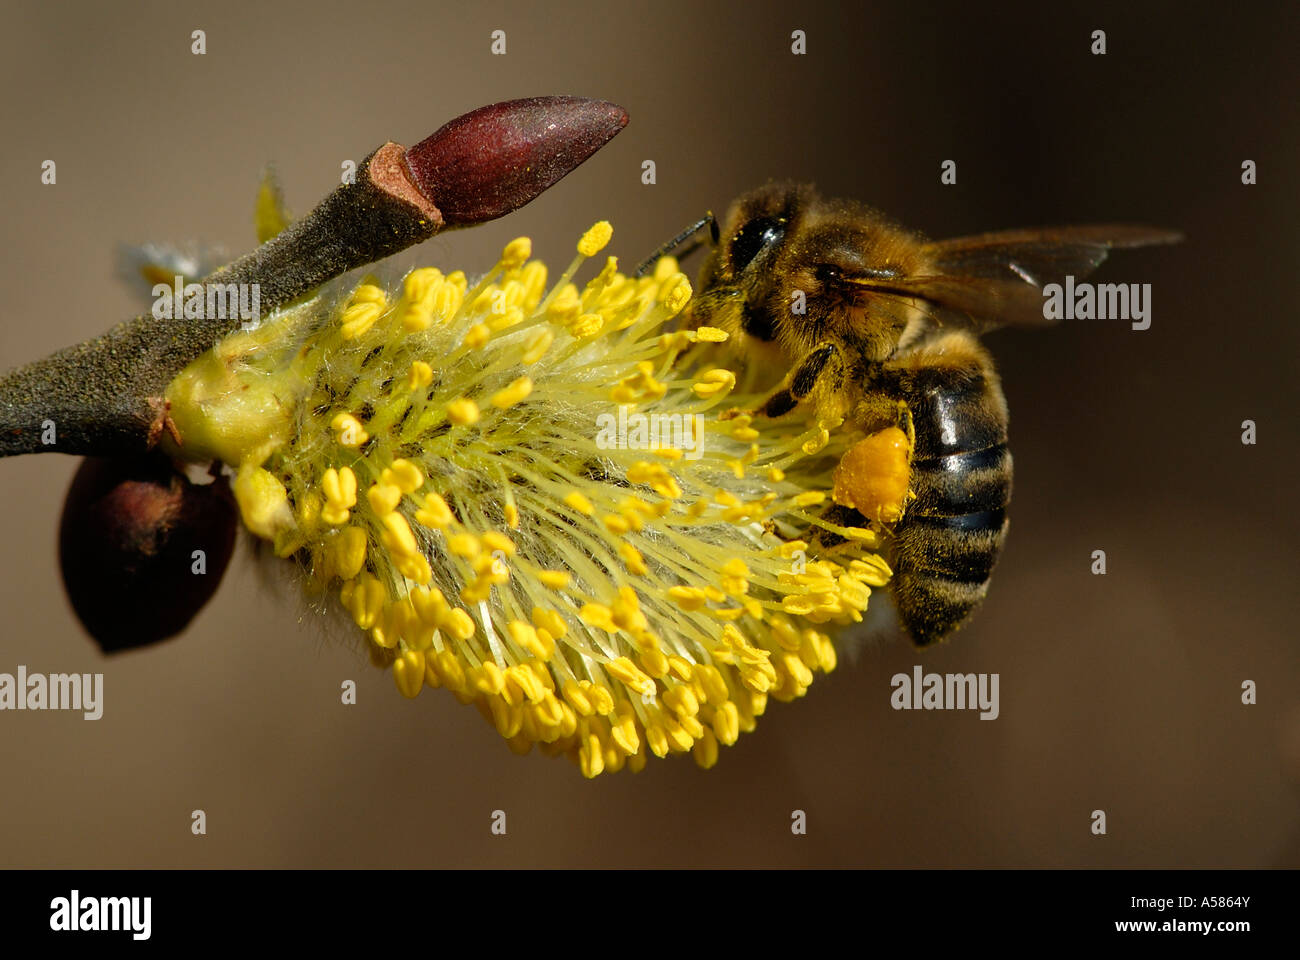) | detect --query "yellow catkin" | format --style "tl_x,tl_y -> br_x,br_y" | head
188,221 -> 894,780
